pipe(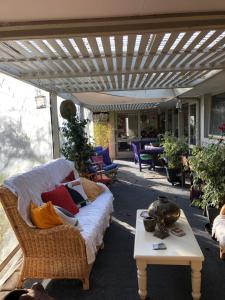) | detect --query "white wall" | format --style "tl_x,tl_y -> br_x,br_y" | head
0,73 -> 53,180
